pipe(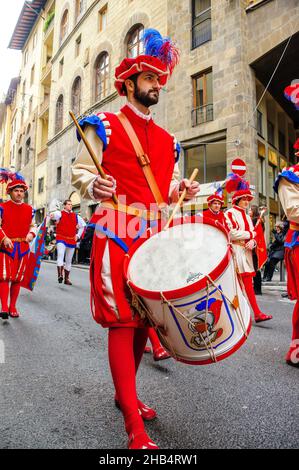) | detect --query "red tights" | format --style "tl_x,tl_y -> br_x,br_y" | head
242,274 -> 263,318
108,327 -> 149,436
0,282 -> 21,312
148,328 -> 162,351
